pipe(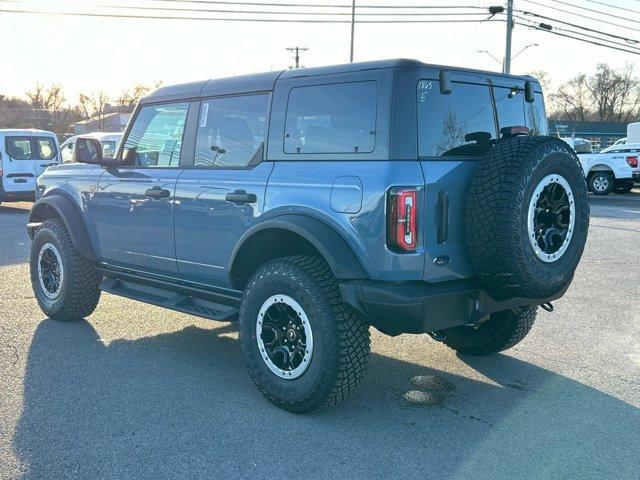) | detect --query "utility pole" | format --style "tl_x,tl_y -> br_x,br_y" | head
286,46 -> 308,69
503,0 -> 514,74
349,0 -> 355,62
